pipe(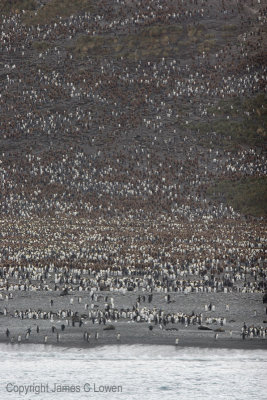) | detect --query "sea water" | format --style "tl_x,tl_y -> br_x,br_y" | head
0,344 -> 266,400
